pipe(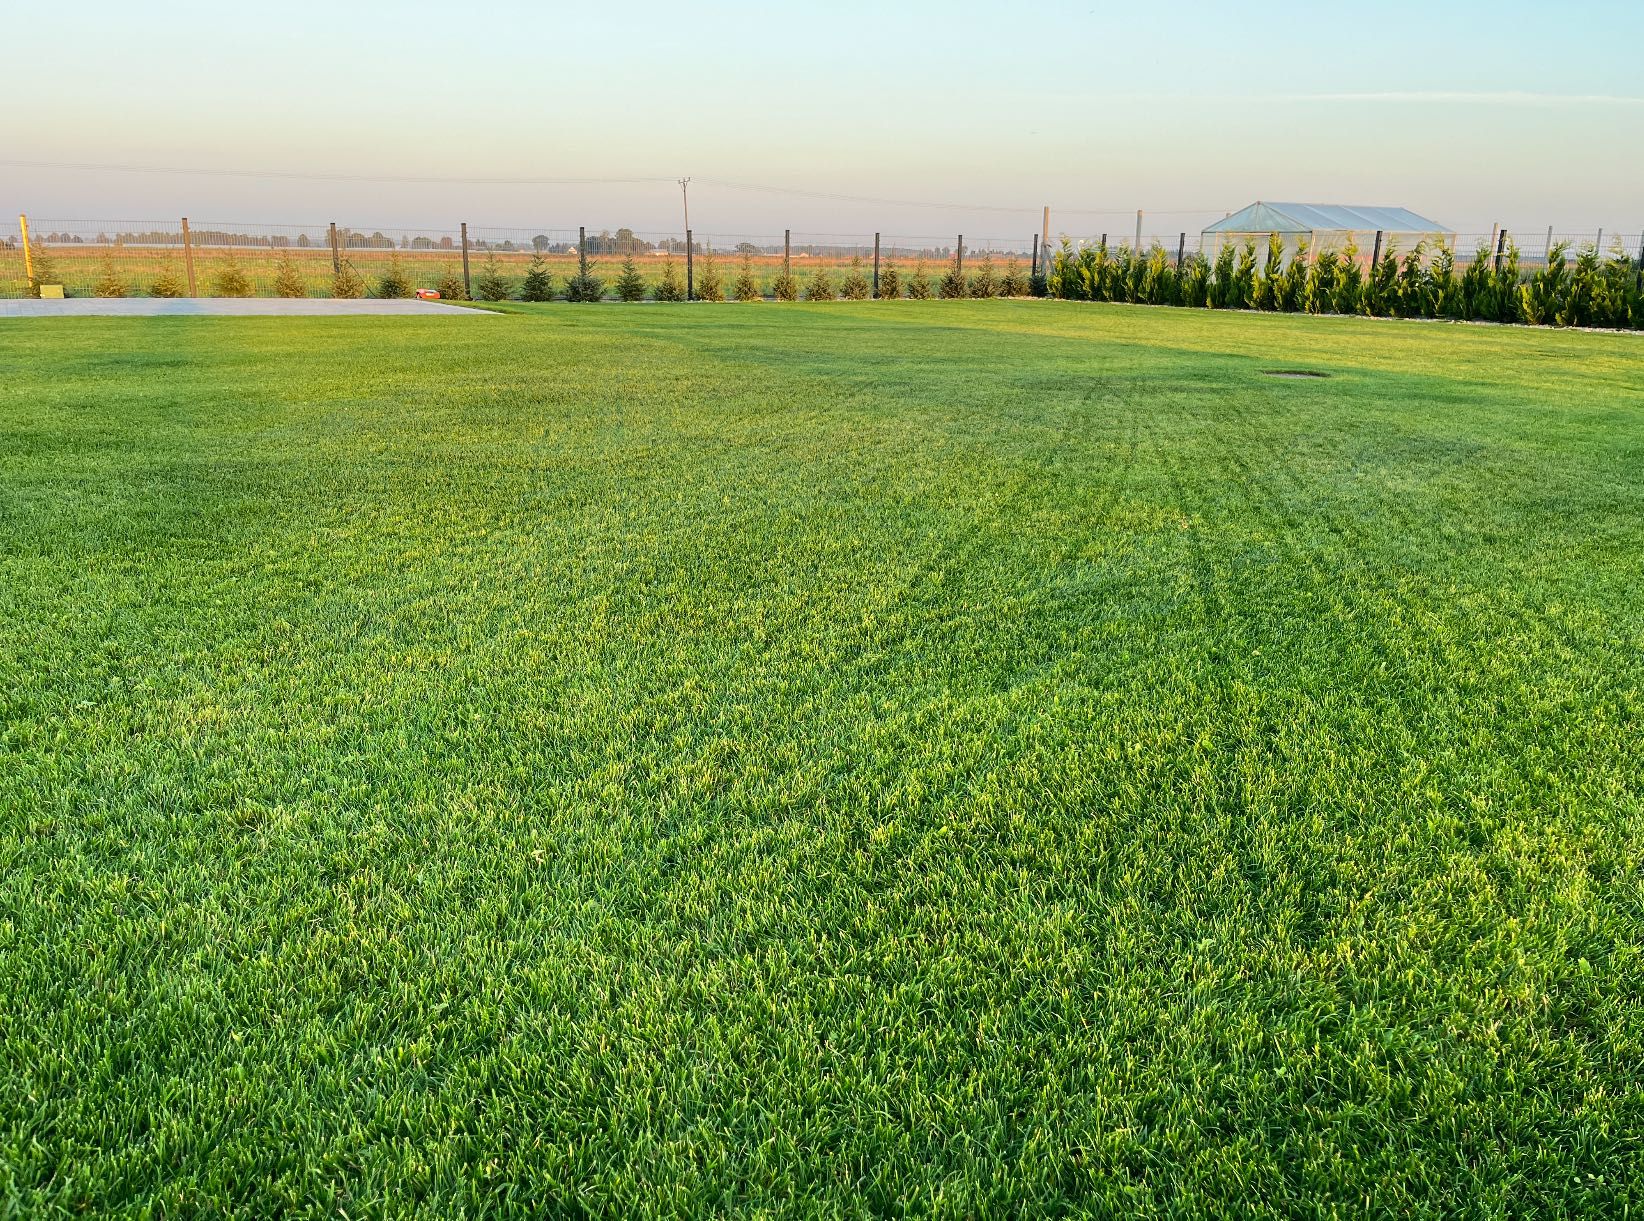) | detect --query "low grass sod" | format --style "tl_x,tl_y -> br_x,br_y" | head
1,302 -> 1642,1215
